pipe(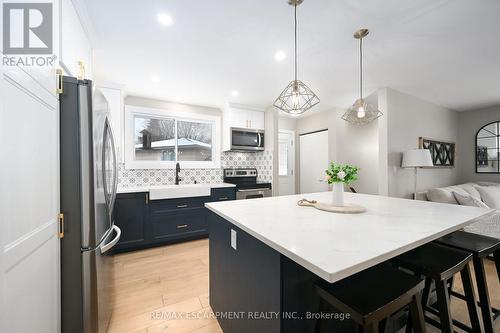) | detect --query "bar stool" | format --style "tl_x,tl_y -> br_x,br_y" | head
315,263 -> 426,333
392,242 -> 482,333
436,231 -> 500,333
